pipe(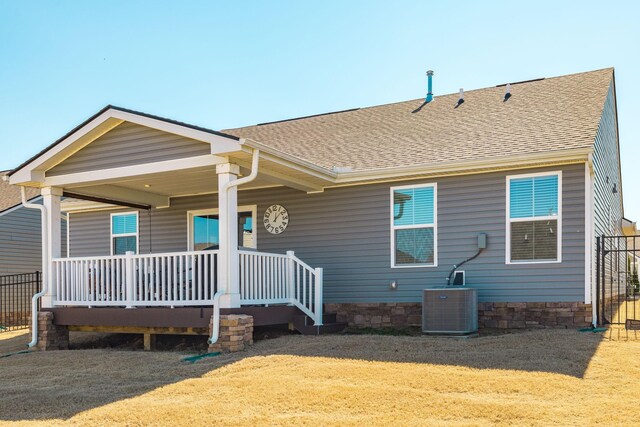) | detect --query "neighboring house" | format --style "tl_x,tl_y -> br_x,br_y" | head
7,67 -> 625,340
0,172 -> 42,275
